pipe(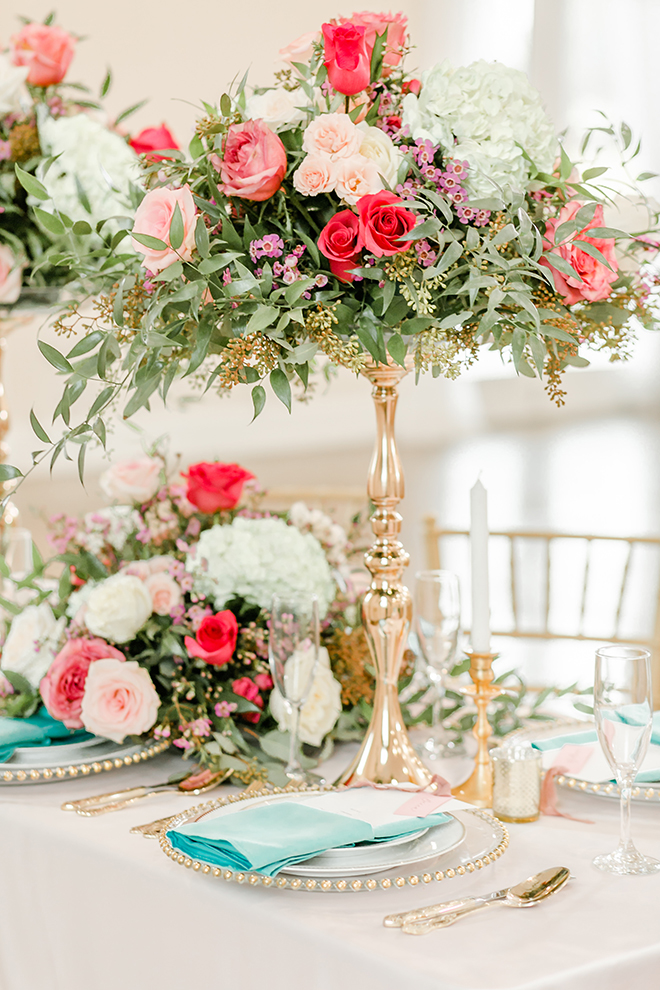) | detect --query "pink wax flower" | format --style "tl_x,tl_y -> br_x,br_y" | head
541,201 -> 618,305
232,677 -> 264,724
80,659 -> 160,743
253,672 -> 273,691
11,23 -> 75,87
215,700 -> 238,718
39,638 -> 126,729
131,185 -> 197,273
322,21 -> 371,95
214,120 -> 287,202
189,717 -> 211,737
